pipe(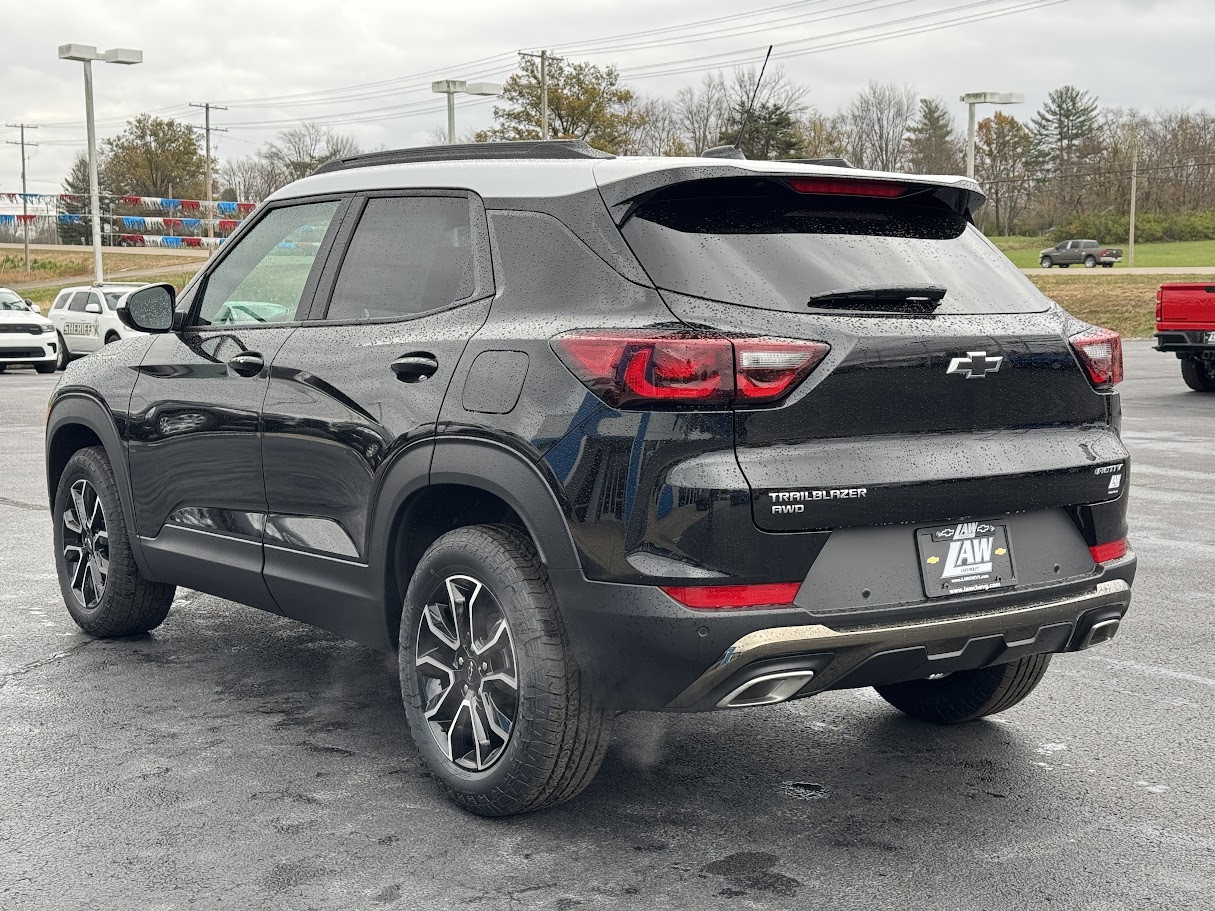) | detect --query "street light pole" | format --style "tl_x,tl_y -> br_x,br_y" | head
431,79 -> 504,144
82,57 -> 102,283
4,123 -> 38,272
58,44 -> 142,284
960,91 -> 1025,180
